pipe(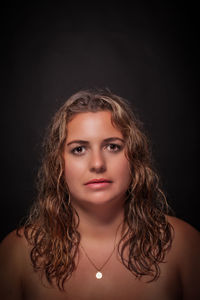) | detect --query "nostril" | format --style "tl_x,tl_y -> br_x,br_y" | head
90,165 -> 106,173
89,153 -> 106,172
